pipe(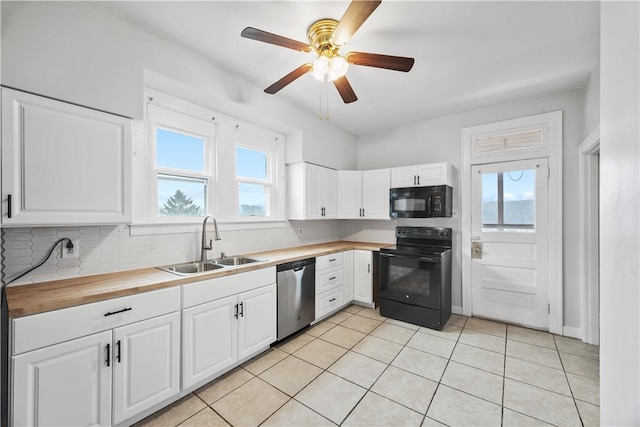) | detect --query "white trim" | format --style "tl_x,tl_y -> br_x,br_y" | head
461,111 -> 563,334
562,326 -> 583,340
579,126 -> 600,345
451,305 -> 463,316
